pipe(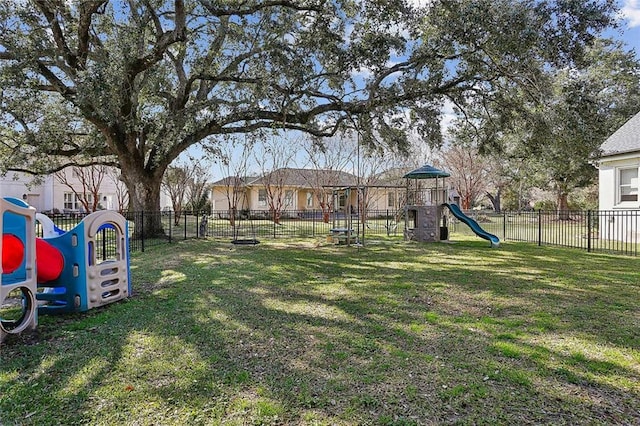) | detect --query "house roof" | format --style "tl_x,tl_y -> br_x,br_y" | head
600,111 -> 640,157
211,175 -> 259,186
247,168 -> 358,187
368,167 -> 413,187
